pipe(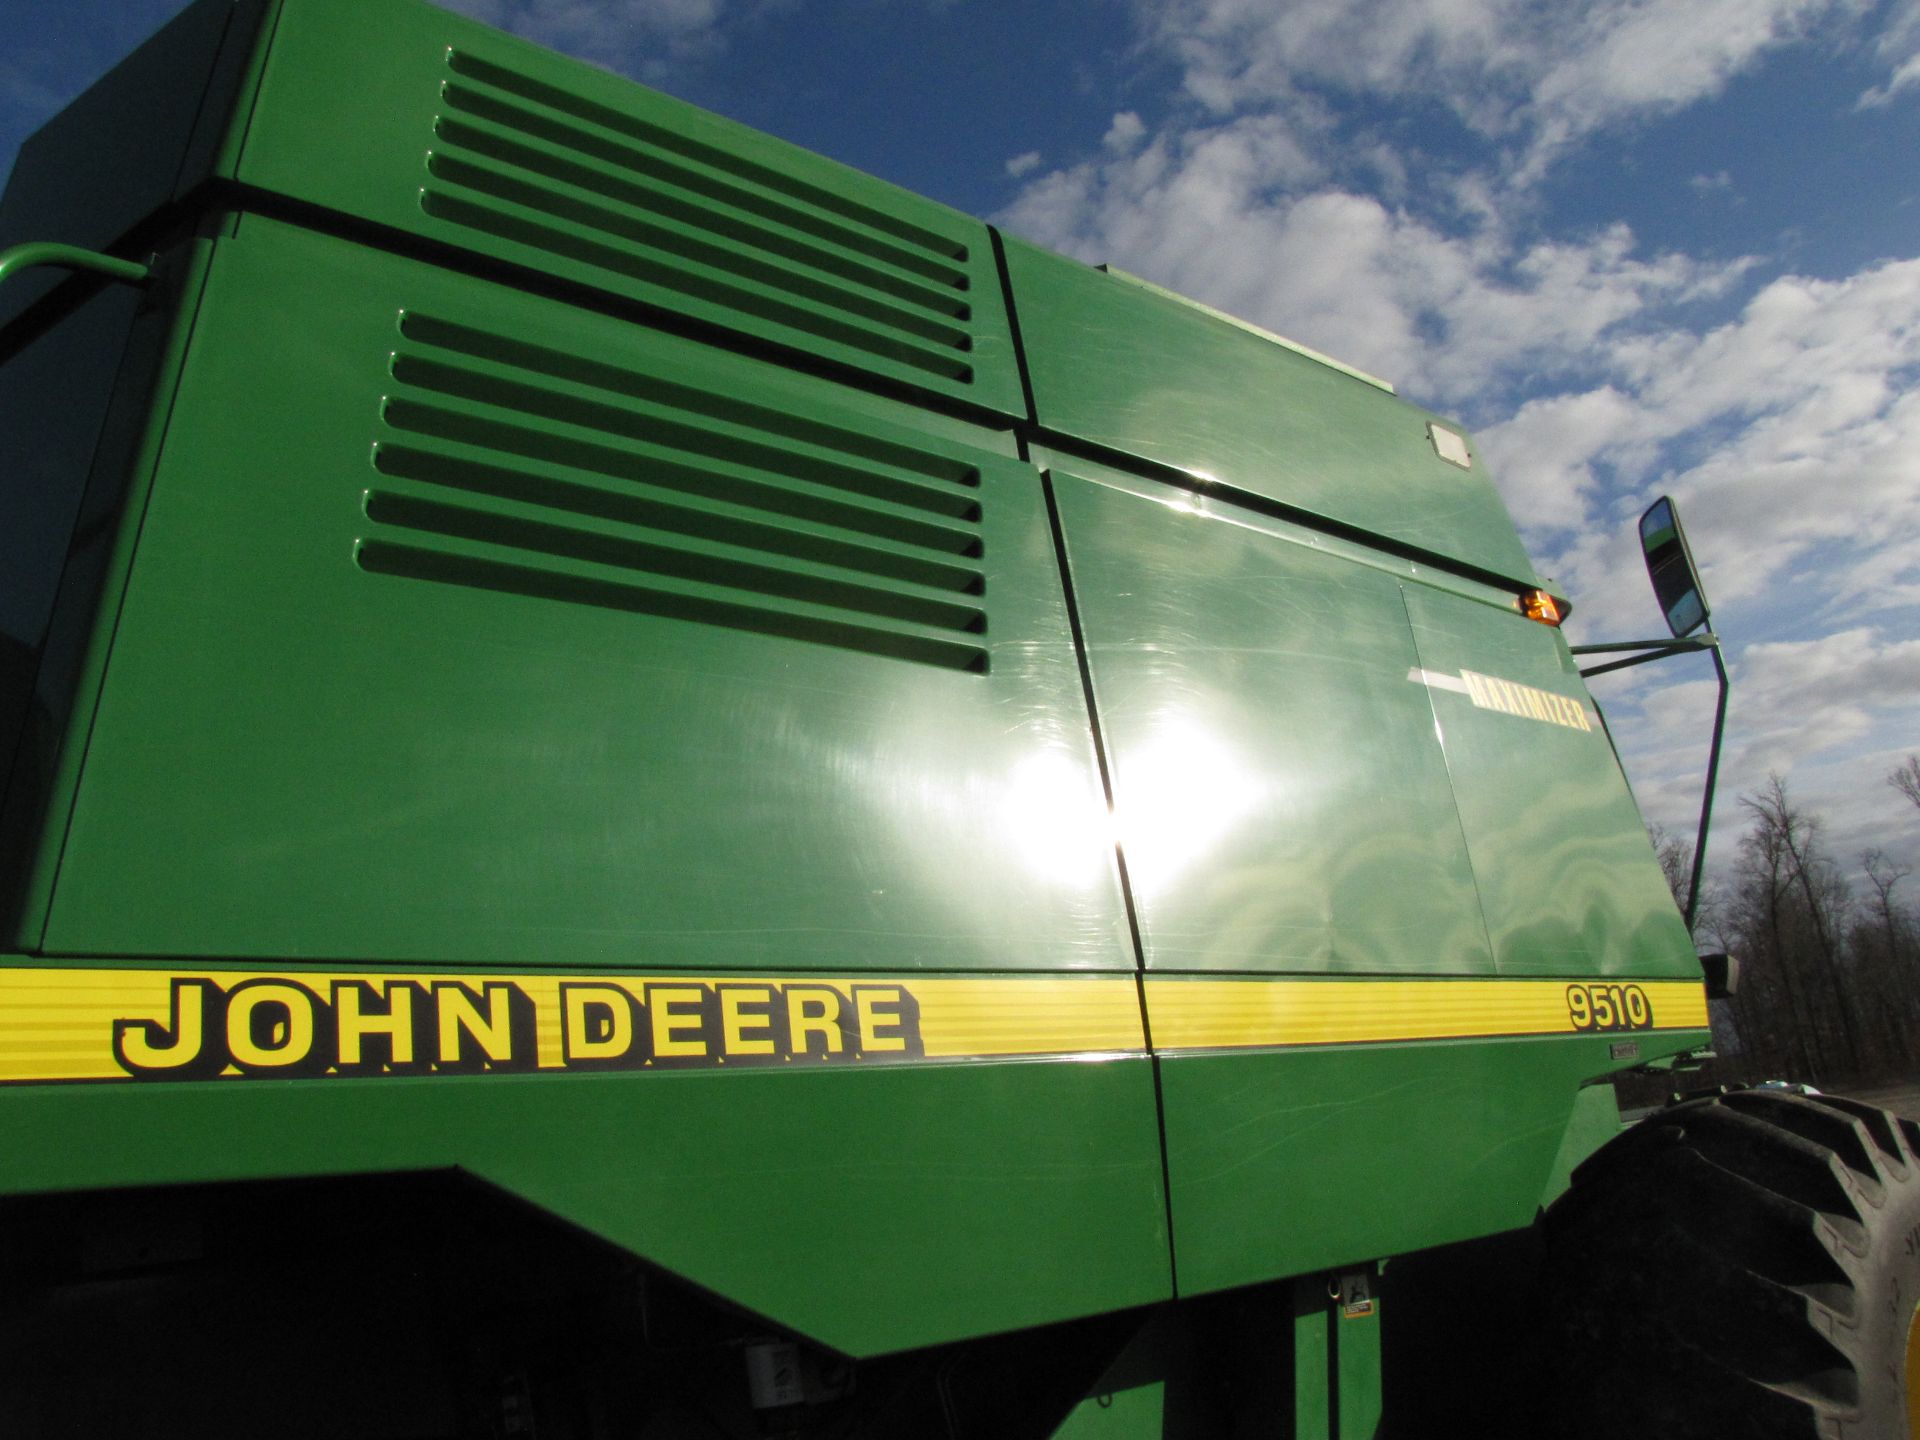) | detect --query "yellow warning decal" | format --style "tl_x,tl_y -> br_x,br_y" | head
1145,977 -> 1709,1052
0,969 -> 1146,1084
